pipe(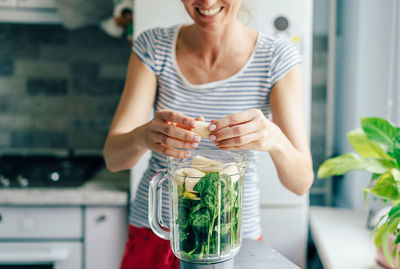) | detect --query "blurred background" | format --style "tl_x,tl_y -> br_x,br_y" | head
0,0 -> 399,268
